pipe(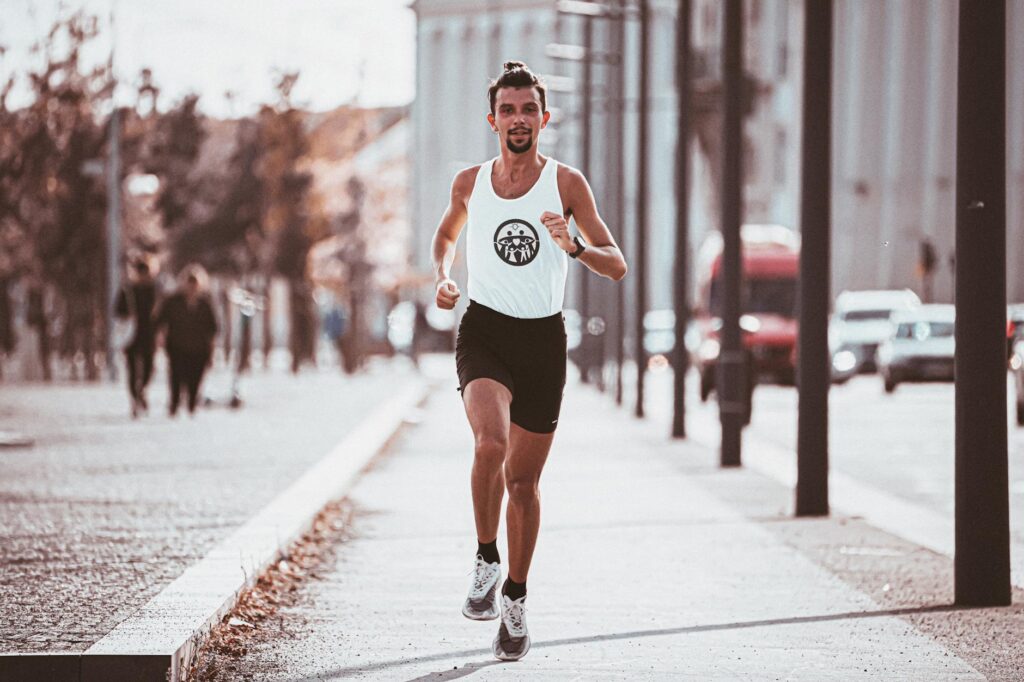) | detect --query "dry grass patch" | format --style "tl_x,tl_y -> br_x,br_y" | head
186,499 -> 356,681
